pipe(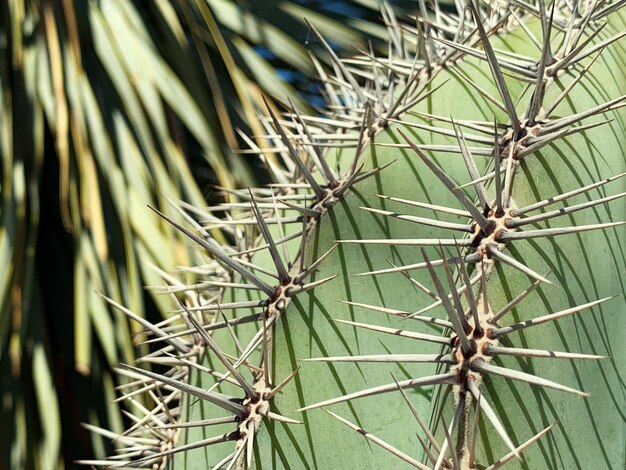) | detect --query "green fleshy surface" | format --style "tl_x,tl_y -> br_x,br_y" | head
255,57 -> 517,470
461,18 -> 626,468
172,11 -> 626,470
